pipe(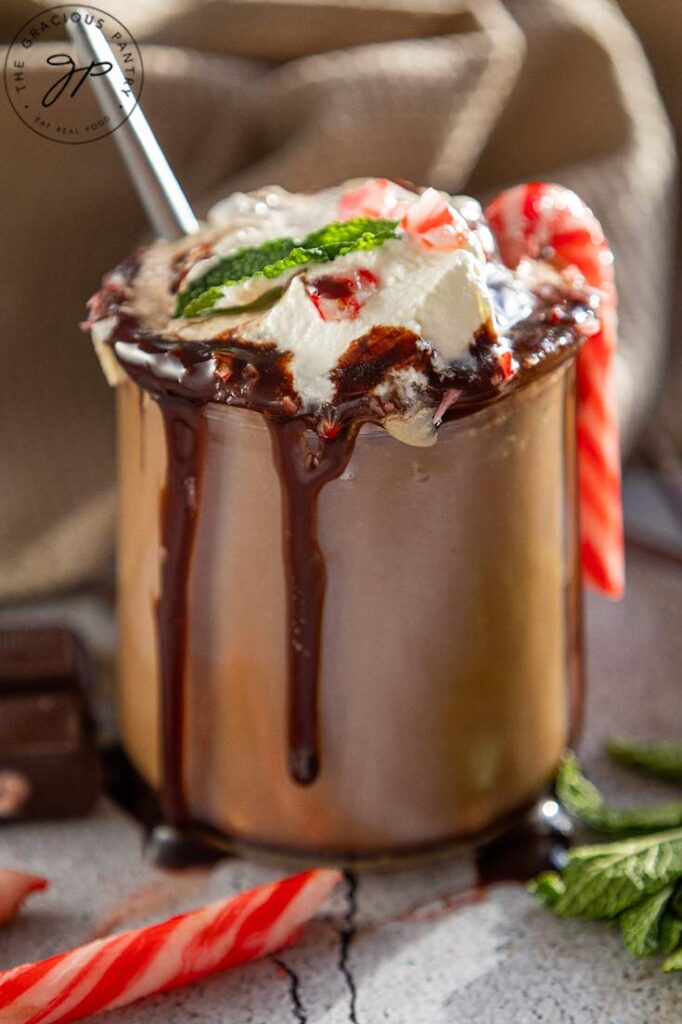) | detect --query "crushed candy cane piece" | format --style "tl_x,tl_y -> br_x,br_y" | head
305,268 -> 379,321
87,869 -> 211,941
497,350 -> 515,379
337,178 -> 411,221
0,869 -> 47,926
0,868 -> 340,1024
401,188 -> 471,252
433,388 -> 462,427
